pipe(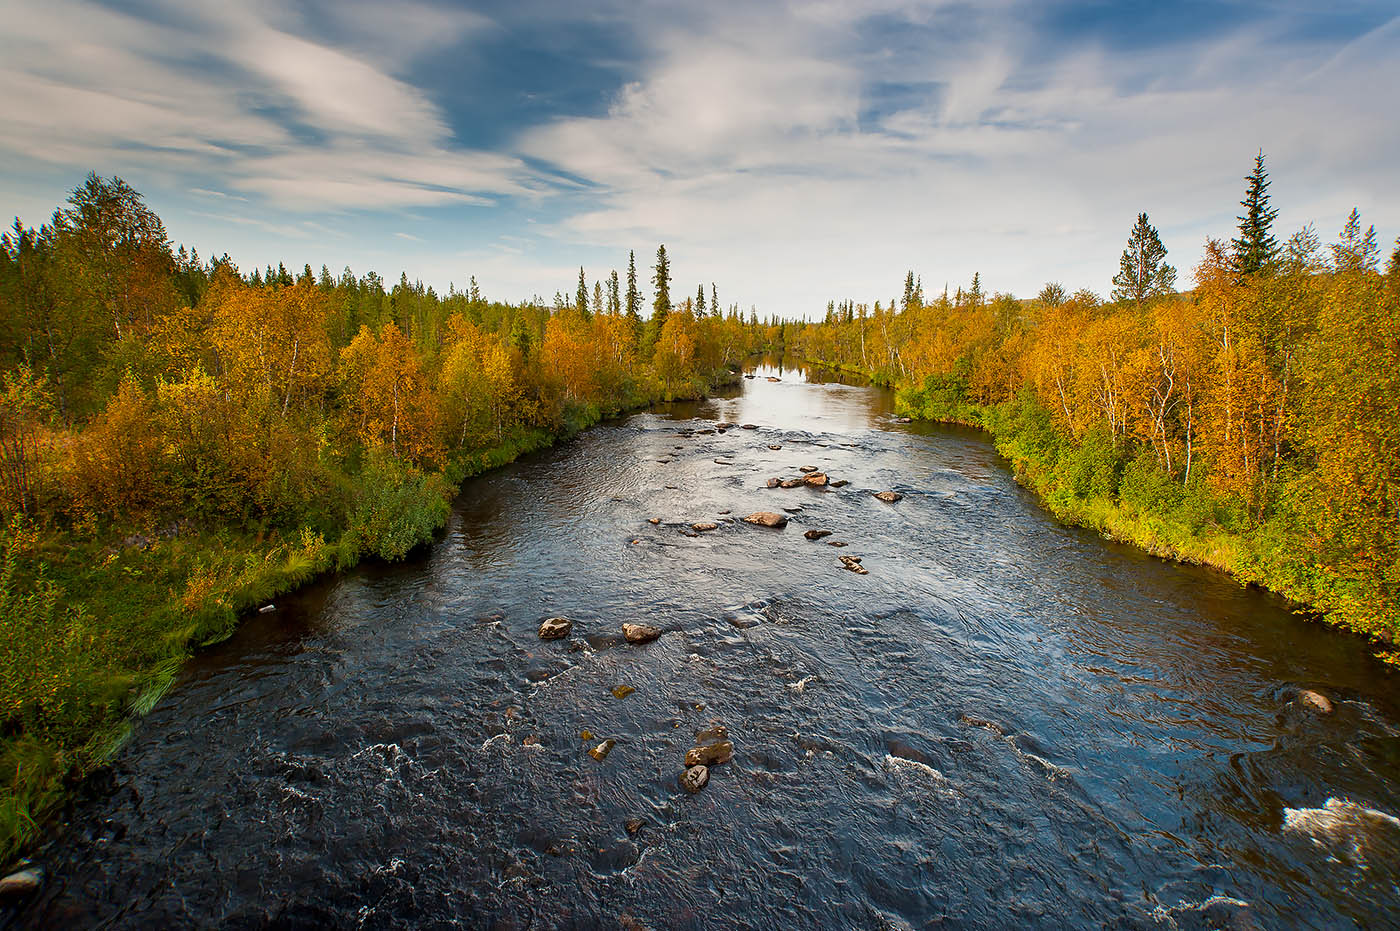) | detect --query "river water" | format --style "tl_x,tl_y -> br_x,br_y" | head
13,360 -> 1400,929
